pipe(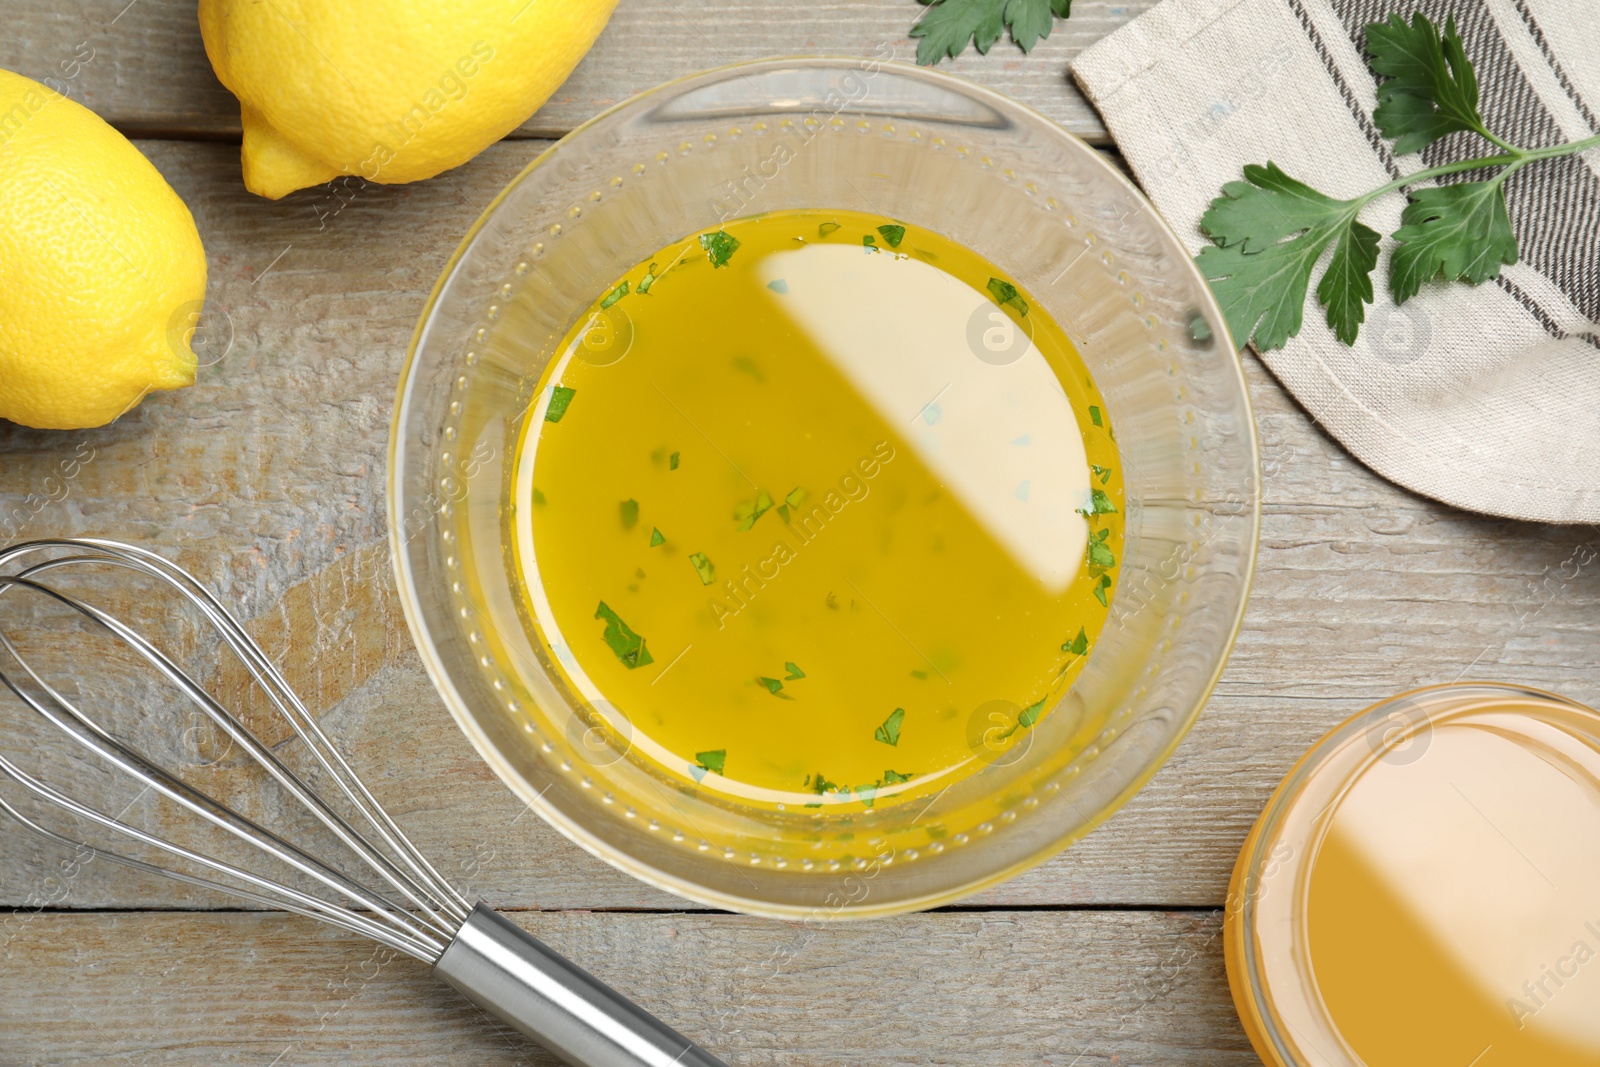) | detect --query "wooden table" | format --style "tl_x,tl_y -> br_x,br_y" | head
3,3 -> 1597,1063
